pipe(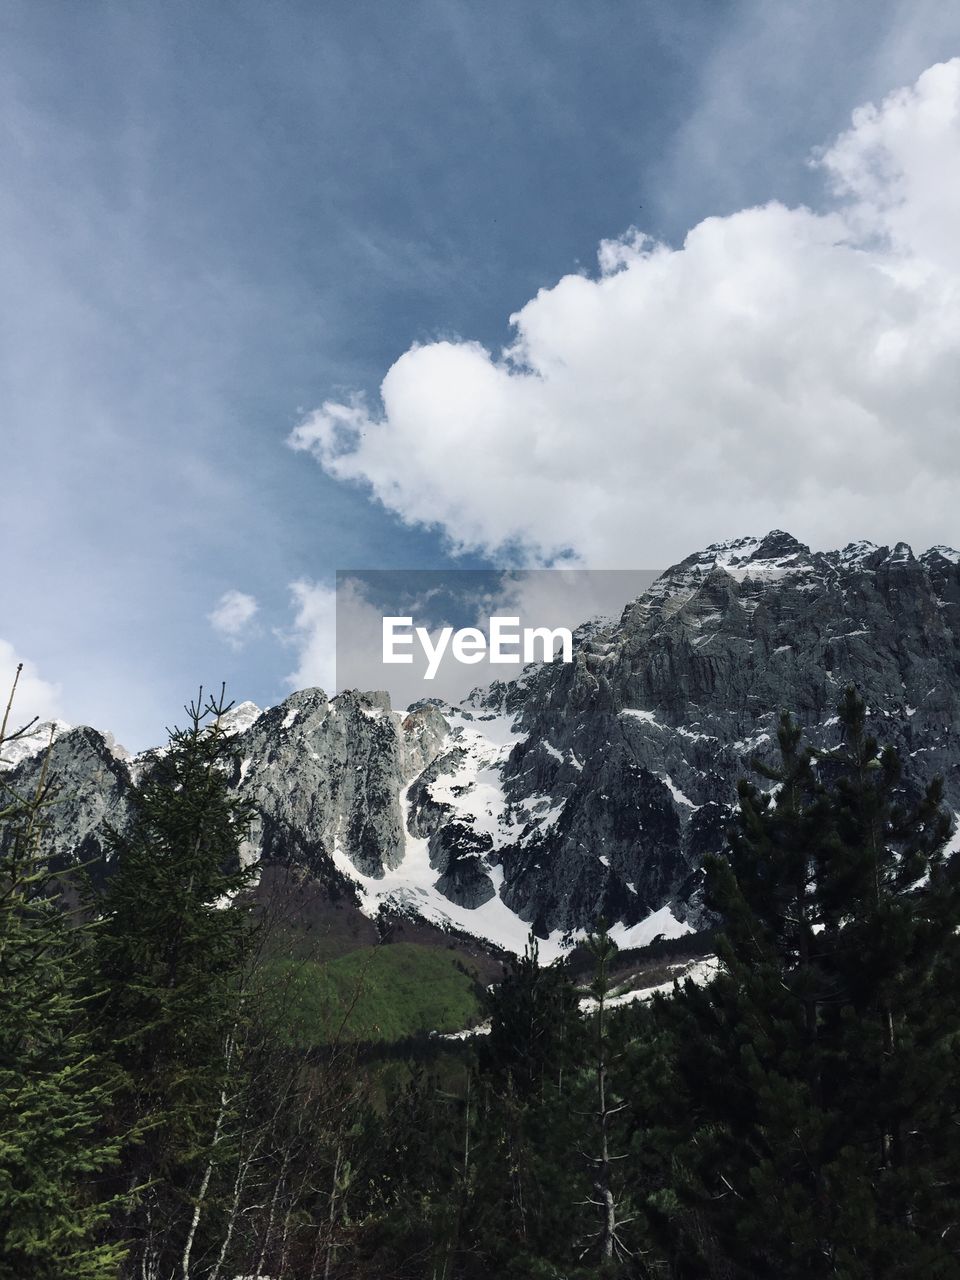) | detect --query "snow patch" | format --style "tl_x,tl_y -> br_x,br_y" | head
607,905 -> 693,950
0,719 -> 72,769
659,774 -> 697,809
620,708 -> 659,725
219,701 -> 263,737
580,955 -> 720,1012
926,545 -> 960,565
